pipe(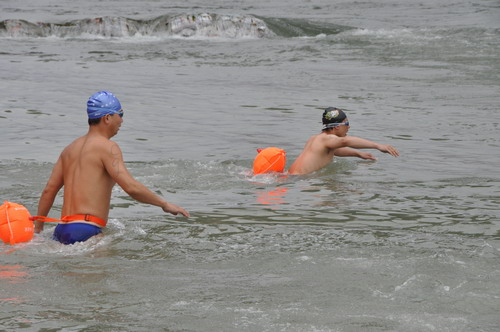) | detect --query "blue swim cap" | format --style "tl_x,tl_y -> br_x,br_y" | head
87,91 -> 122,119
